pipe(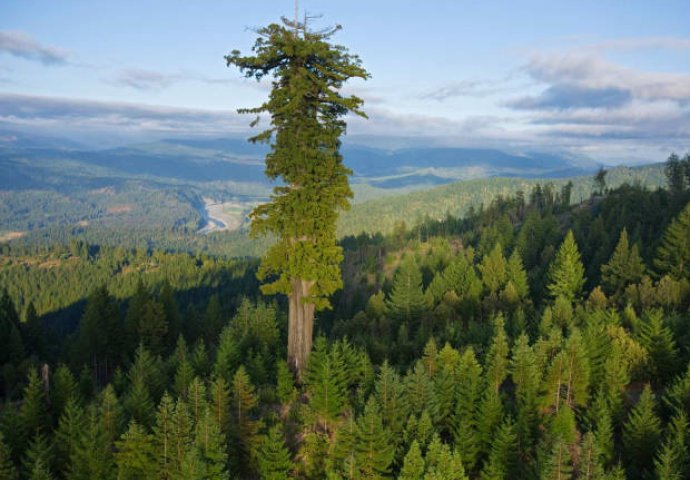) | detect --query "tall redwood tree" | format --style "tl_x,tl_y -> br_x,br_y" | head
226,18 -> 369,377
